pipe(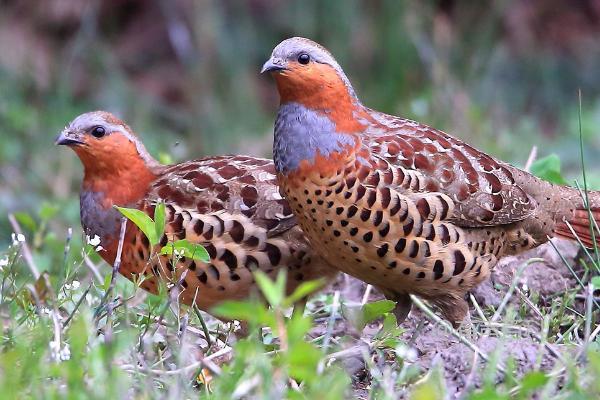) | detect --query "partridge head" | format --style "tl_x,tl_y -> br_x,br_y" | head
263,37 -> 600,325
57,111 -> 336,312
